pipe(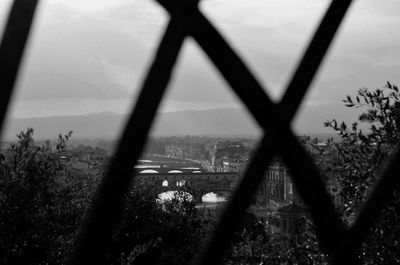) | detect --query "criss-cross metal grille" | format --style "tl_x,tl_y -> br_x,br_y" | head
1,0 -> 400,264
